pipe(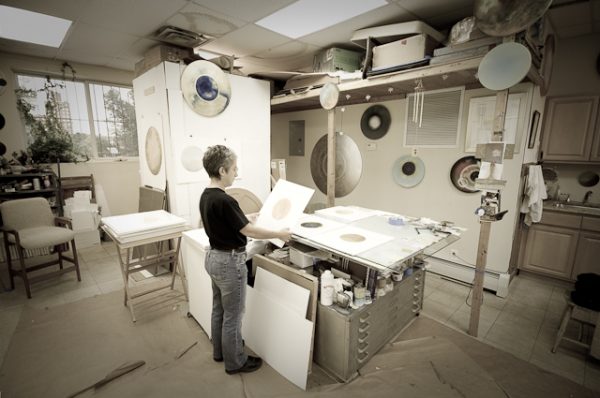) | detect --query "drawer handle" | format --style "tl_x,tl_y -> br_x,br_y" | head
359,313 -> 370,323
358,342 -> 369,353
357,352 -> 369,363
358,332 -> 369,343
358,322 -> 370,333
